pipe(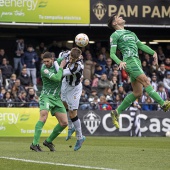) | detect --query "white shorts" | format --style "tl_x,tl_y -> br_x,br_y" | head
61,80 -> 82,110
